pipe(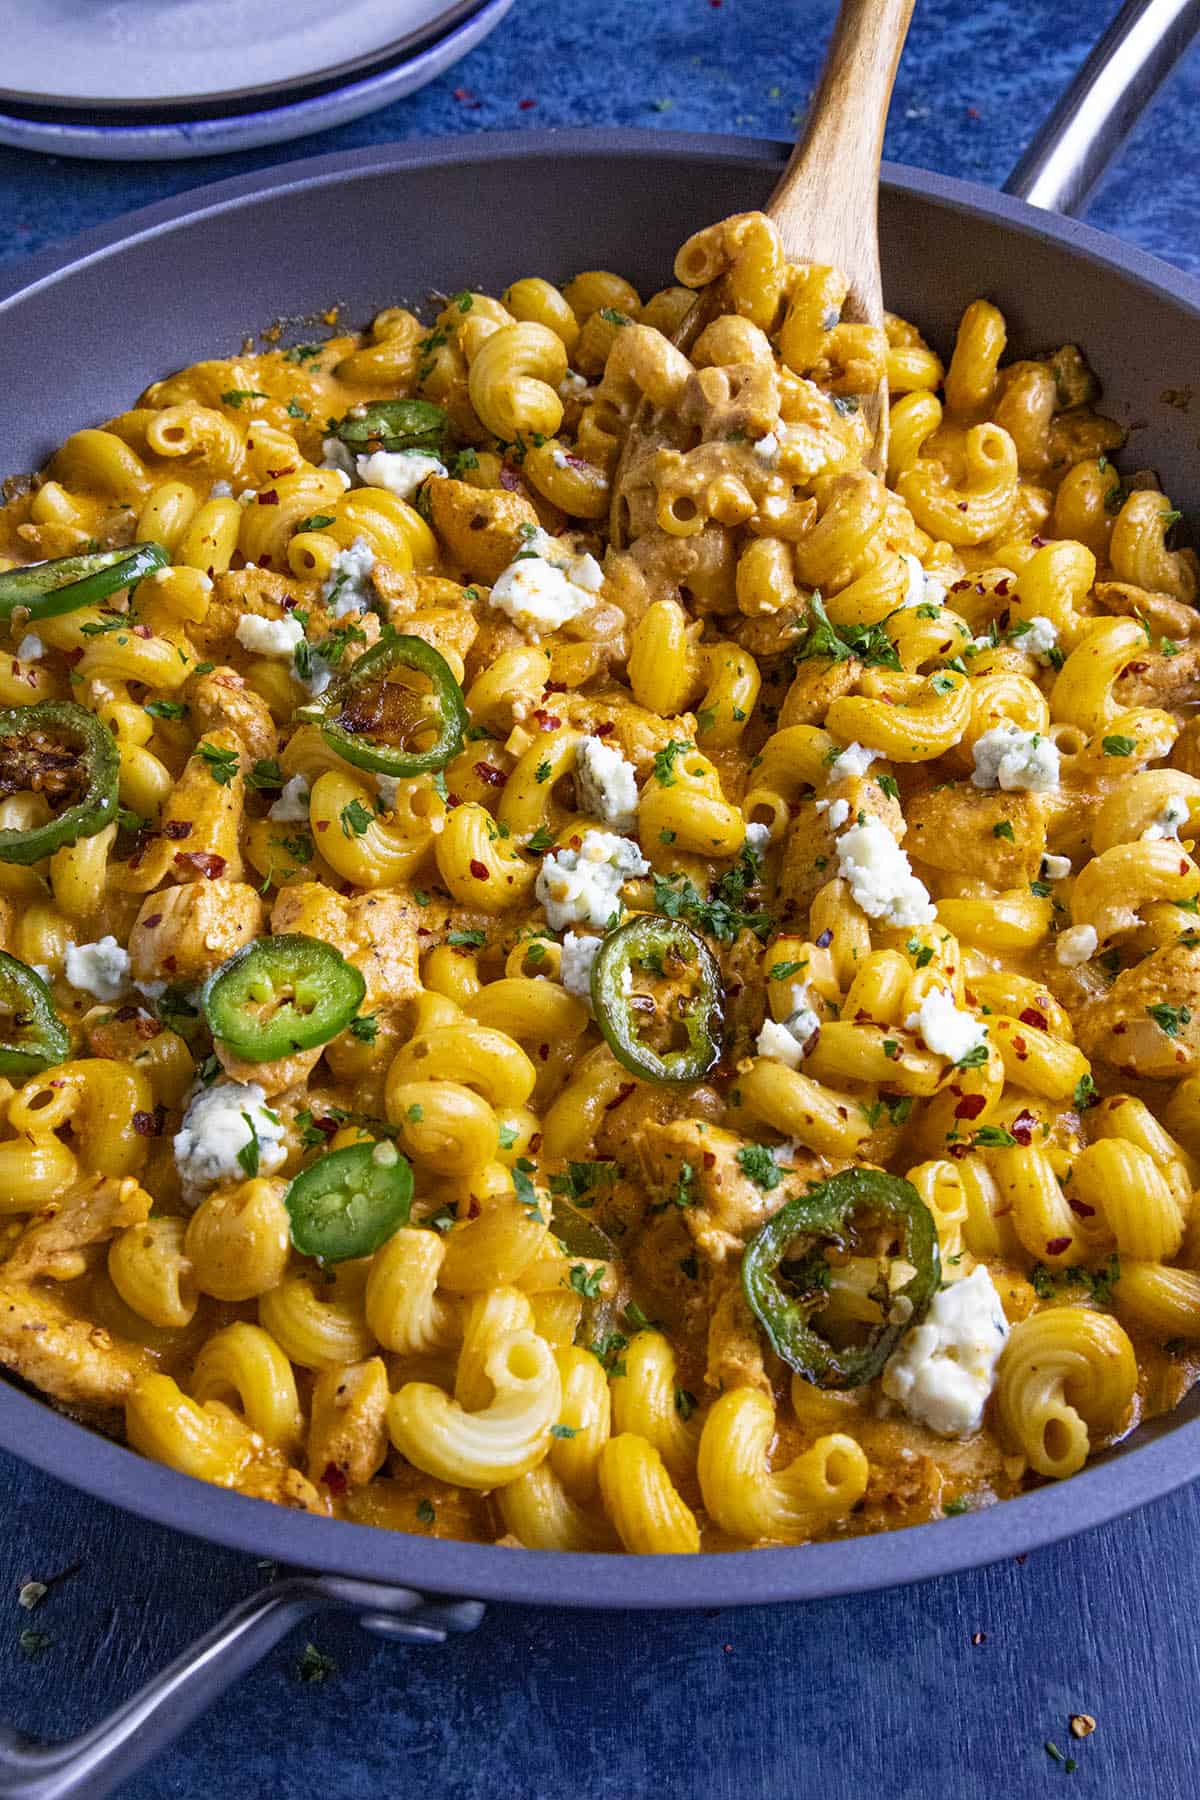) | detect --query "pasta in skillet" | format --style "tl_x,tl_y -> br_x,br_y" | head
0,207 -> 1197,1555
